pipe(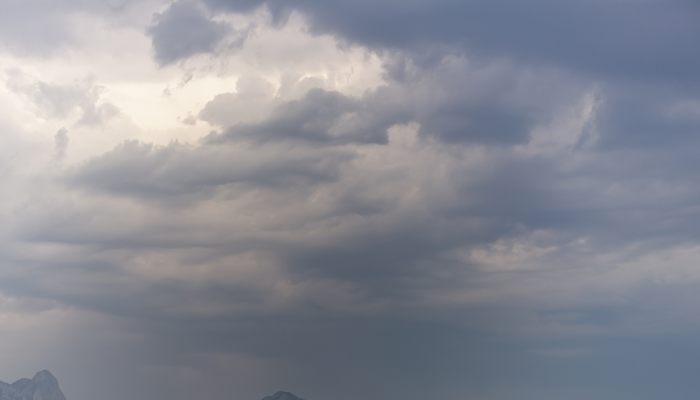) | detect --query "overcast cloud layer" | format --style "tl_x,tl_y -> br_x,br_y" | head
1,1 -> 700,400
